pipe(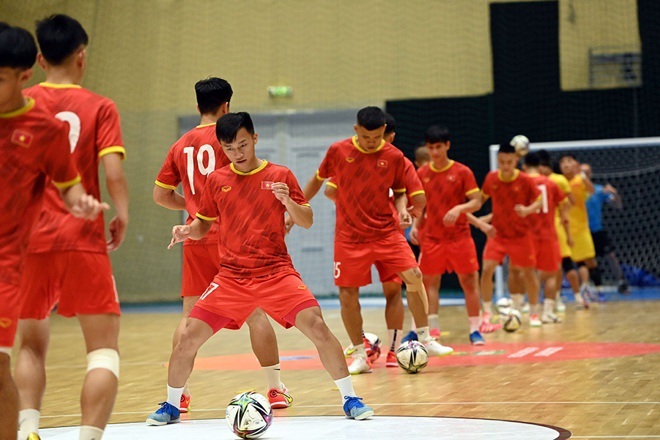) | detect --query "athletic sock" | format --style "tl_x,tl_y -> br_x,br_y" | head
511,293 -> 525,311
428,314 -> 440,331
18,409 -> 40,439
262,363 -> 282,390
417,326 -> 430,341
543,299 -> 555,315
79,425 -> 104,440
468,316 -> 480,333
334,376 -> 356,402
483,301 -> 493,317
167,385 -> 184,409
388,329 -> 402,352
